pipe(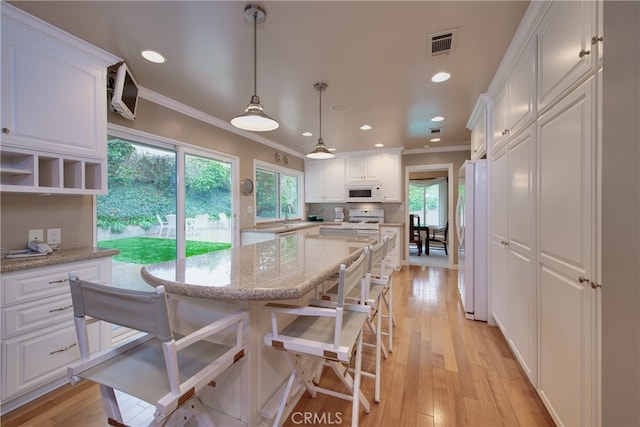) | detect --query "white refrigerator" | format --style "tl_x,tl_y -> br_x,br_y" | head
456,159 -> 488,321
